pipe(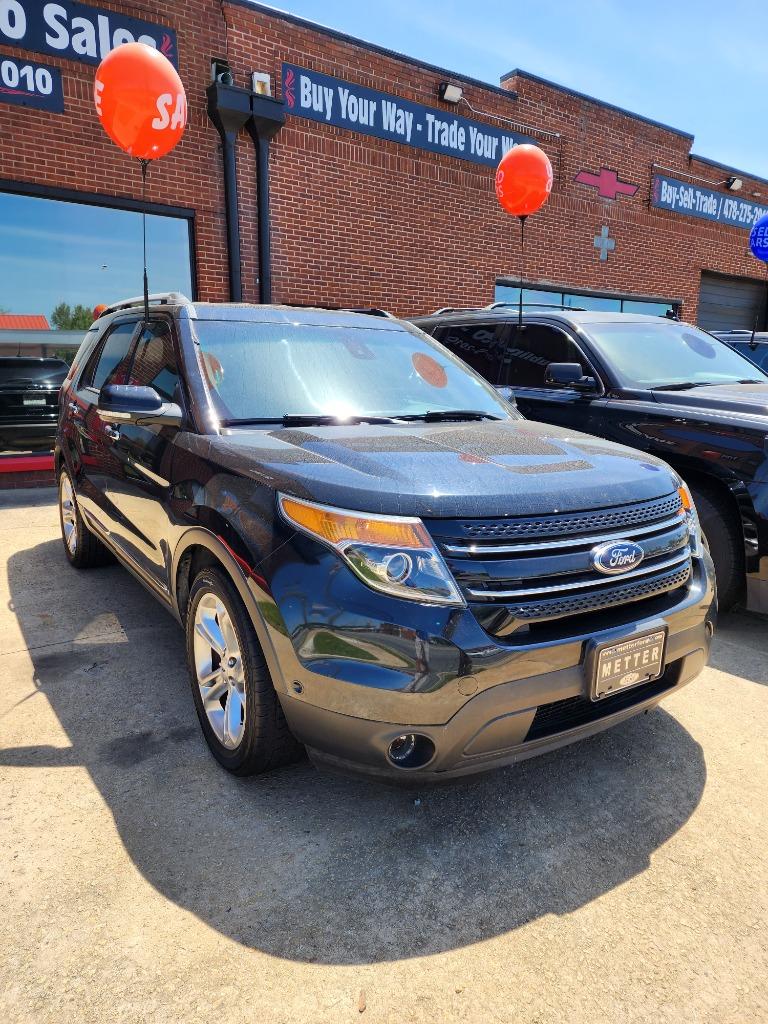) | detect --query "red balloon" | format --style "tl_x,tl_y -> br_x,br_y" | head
495,144 -> 553,218
94,42 -> 187,160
